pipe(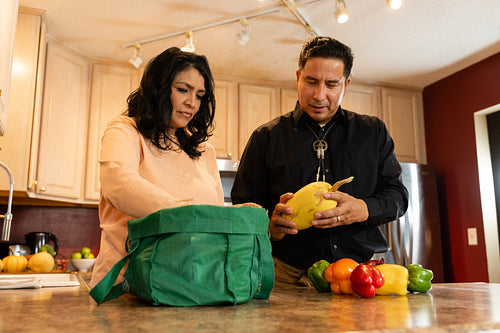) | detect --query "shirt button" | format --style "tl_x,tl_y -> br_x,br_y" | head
333,245 -> 338,249
325,169 -> 330,173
